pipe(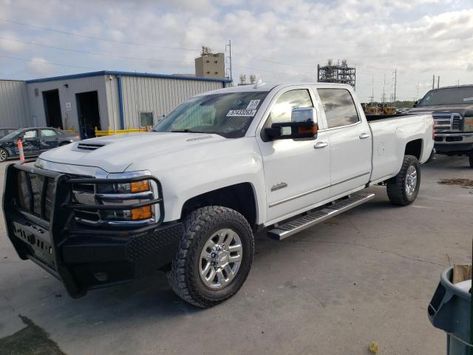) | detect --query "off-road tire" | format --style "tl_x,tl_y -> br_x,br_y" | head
0,148 -> 8,162
168,206 -> 254,308
469,151 -> 473,168
387,155 -> 420,206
